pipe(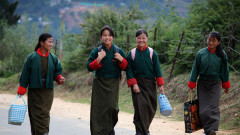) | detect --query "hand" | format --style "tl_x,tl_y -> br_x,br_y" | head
98,49 -> 106,59
59,76 -> 65,84
133,84 -> 140,93
97,49 -> 106,64
114,53 -> 123,62
224,88 -> 229,94
159,85 -> 164,94
189,88 -> 194,92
